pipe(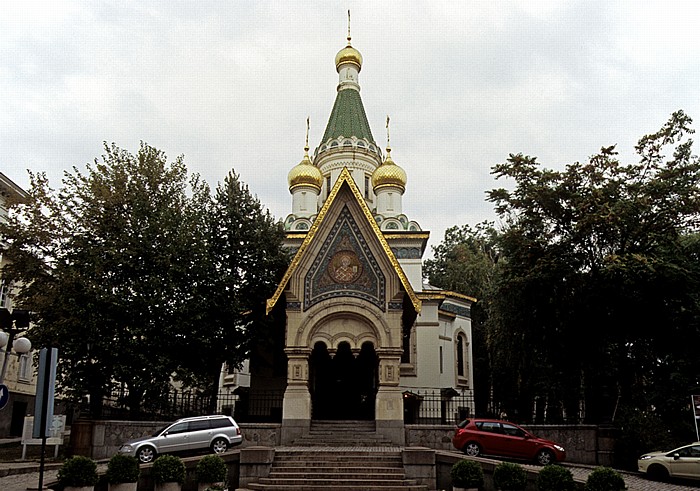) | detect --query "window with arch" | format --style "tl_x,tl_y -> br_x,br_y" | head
455,332 -> 469,386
